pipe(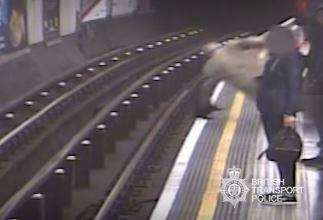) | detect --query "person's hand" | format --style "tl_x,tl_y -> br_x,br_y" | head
299,41 -> 311,56
283,115 -> 297,127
